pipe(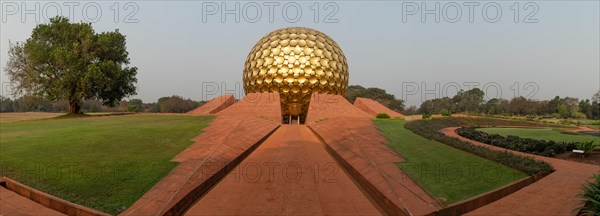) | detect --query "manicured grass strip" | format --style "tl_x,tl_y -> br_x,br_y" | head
373,119 -> 527,205
477,128 -> 599,144
0,114 -> 213,214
